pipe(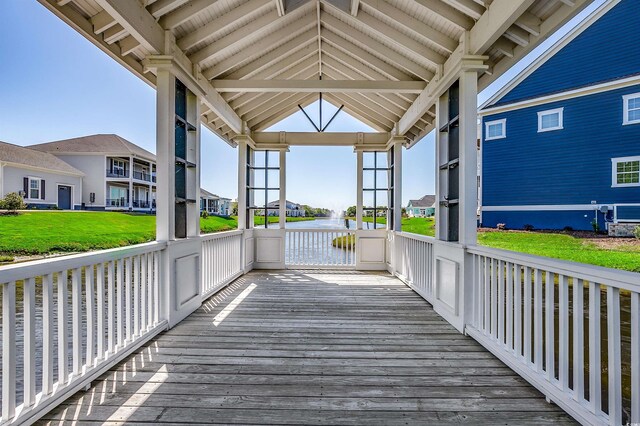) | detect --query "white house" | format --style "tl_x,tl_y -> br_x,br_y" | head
200,189 -> 231,216
0,141 -> 83,209
264,200 -> 305,217
30,134 -> 157,211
